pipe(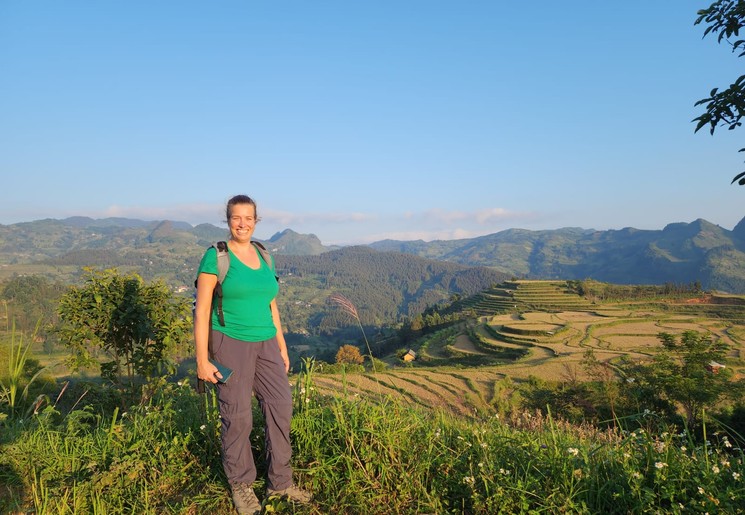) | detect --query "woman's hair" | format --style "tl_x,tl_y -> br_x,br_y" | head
226,194 -> 259,222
